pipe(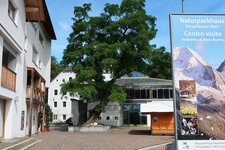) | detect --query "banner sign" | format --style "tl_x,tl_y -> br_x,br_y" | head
170,14 -> 225,150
